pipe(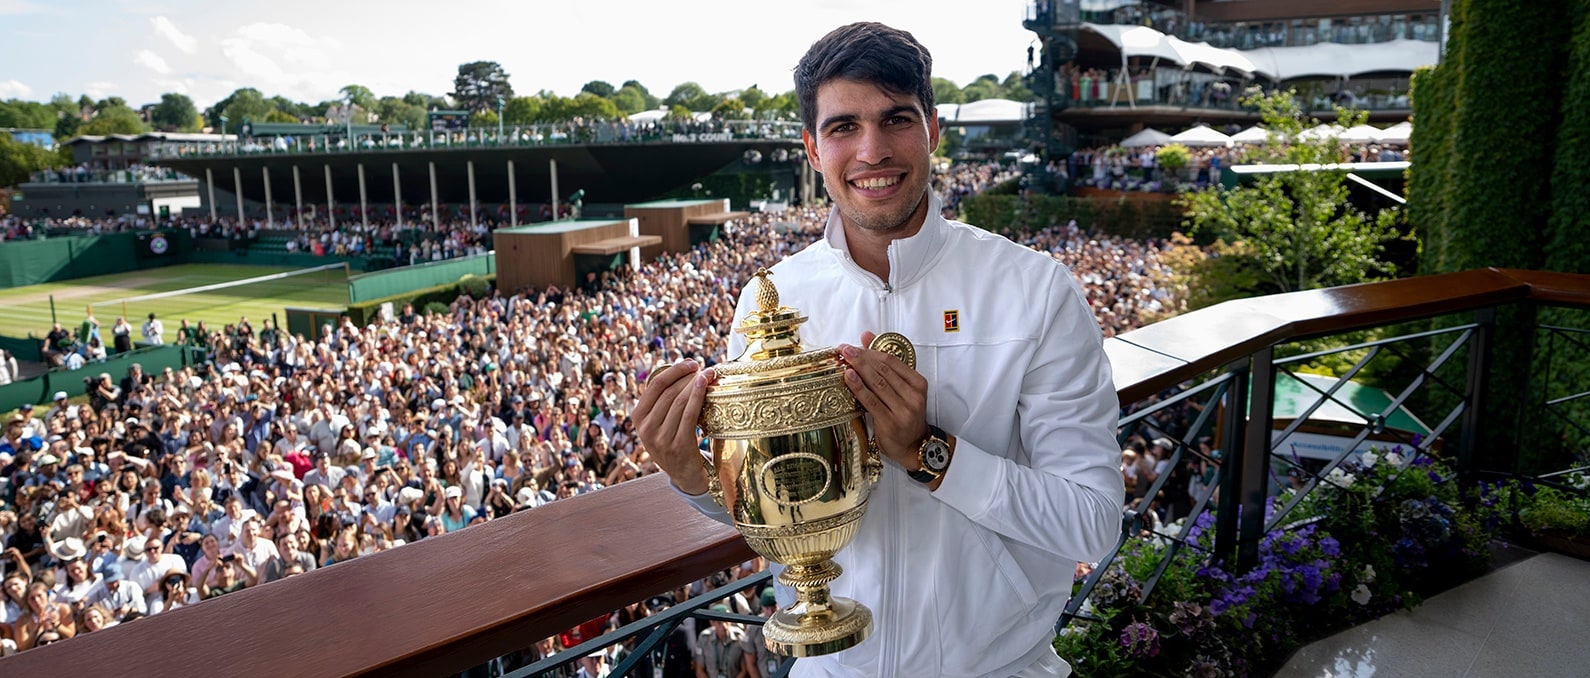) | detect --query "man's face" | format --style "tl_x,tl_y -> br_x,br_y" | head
802,78 -> 939,237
